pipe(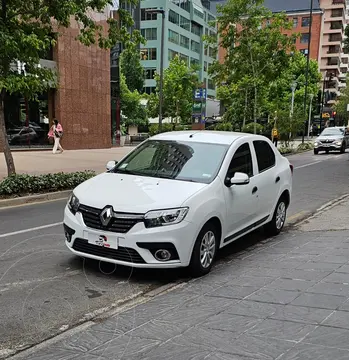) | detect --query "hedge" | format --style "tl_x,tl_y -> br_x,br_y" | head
0,171 -> 96,197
